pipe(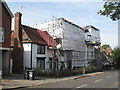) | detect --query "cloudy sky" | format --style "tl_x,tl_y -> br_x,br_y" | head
6,1 -> 118,49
